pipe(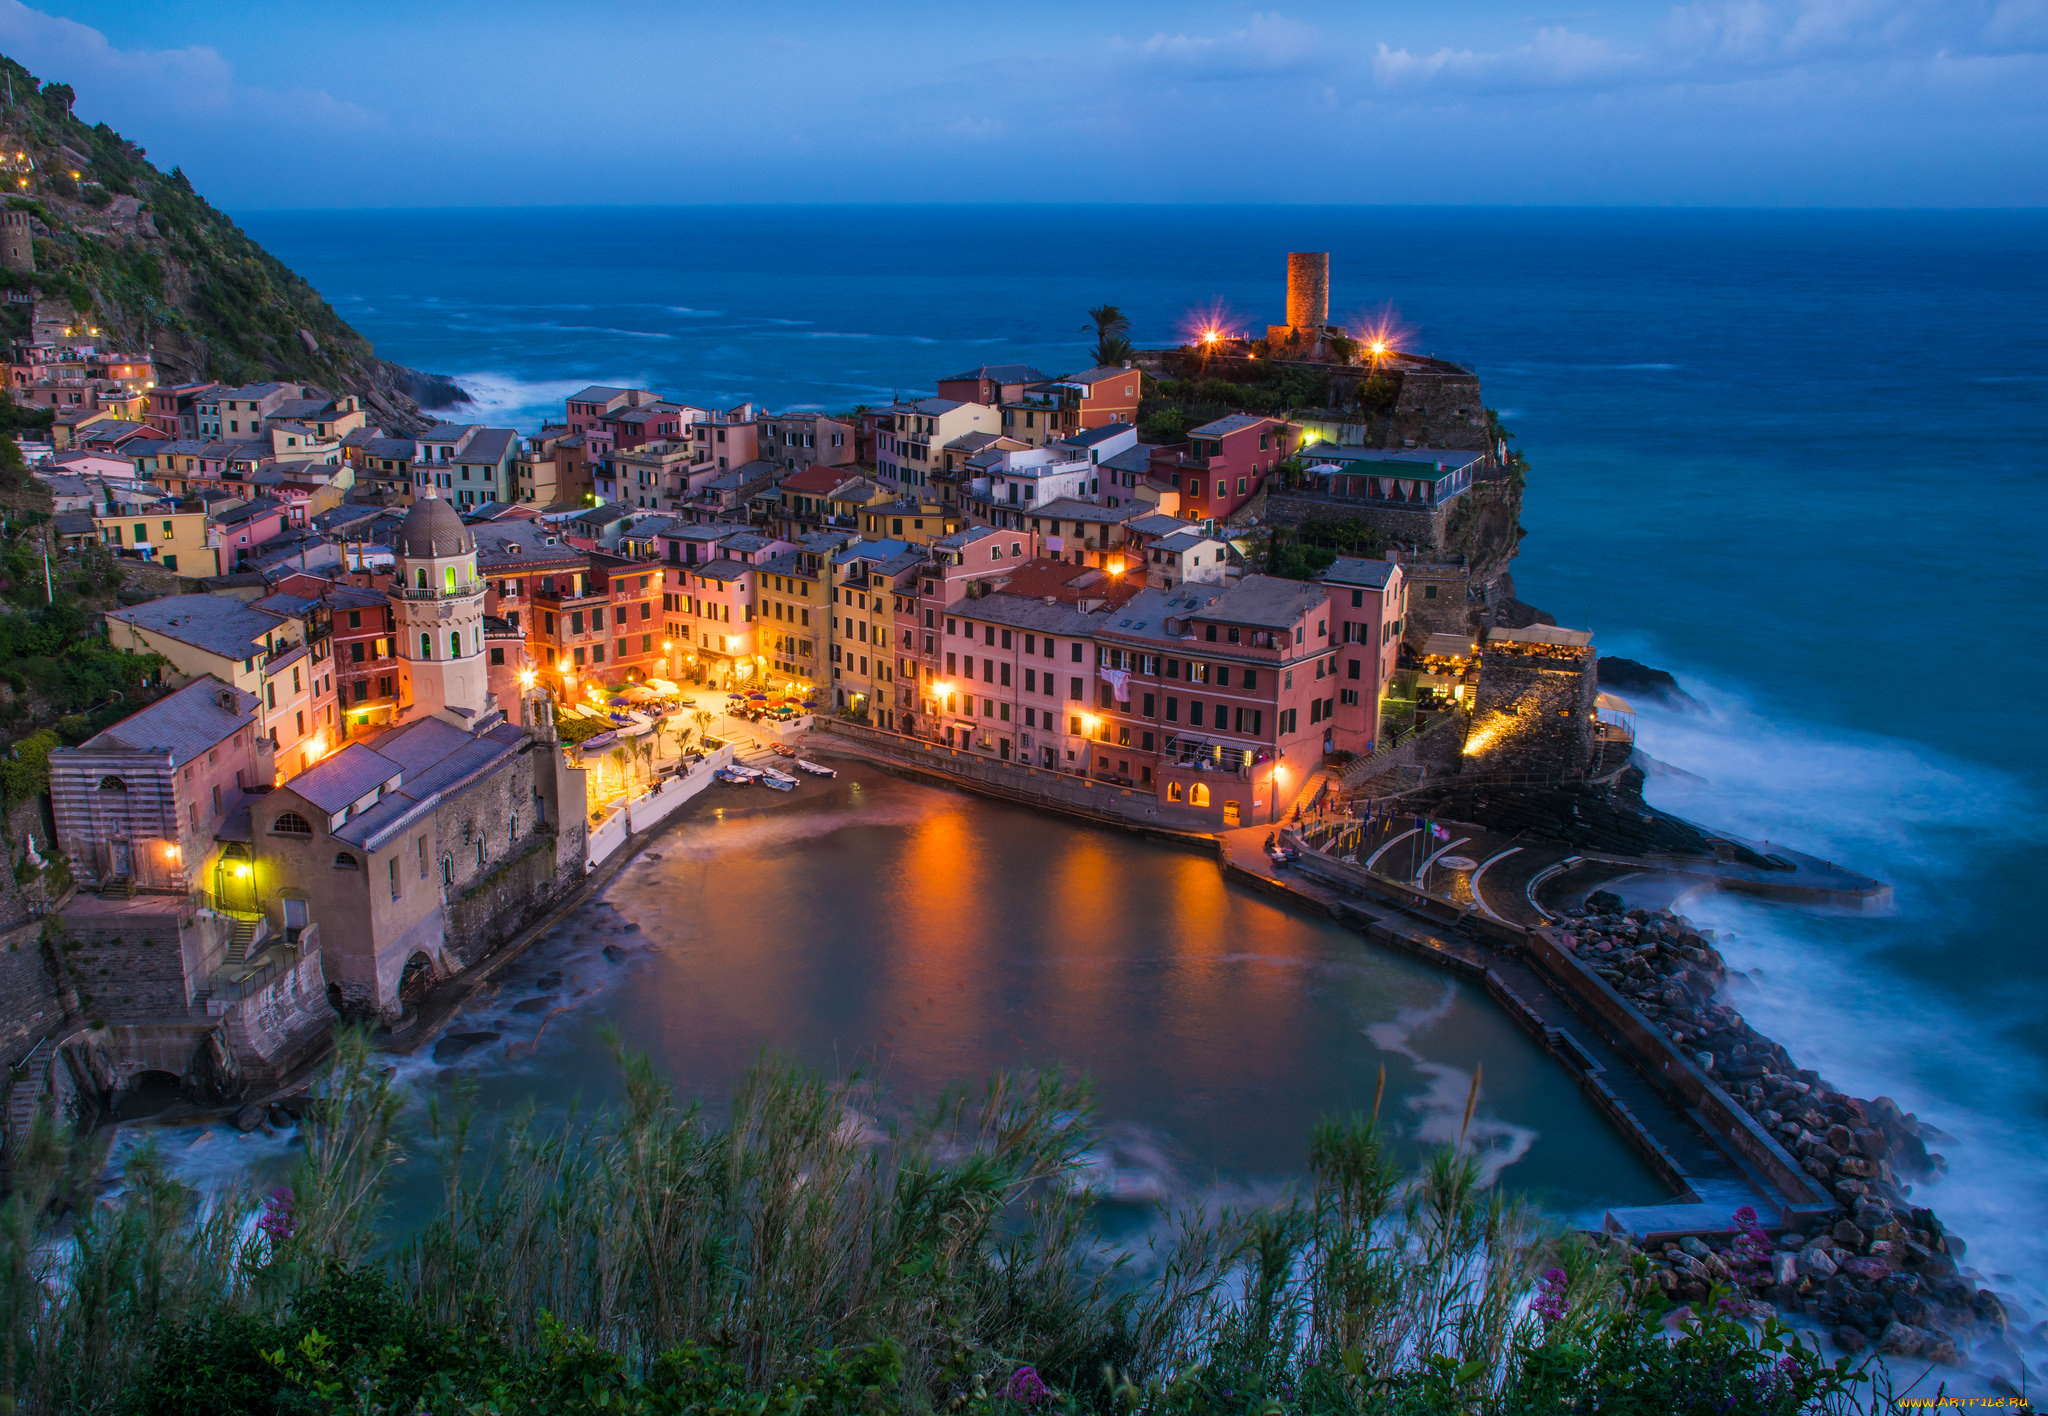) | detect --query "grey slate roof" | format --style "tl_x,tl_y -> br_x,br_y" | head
71,676 -> 259,764
1319,557 -> 1398,590
1064,421 -> 1134,447
326,719 -> 525,851
287,743 -> 403,814
1030,498 -> 1139,525
108,595 -> 286,660
1202,575 -> 1327,630
1187,413 -> 1275,439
